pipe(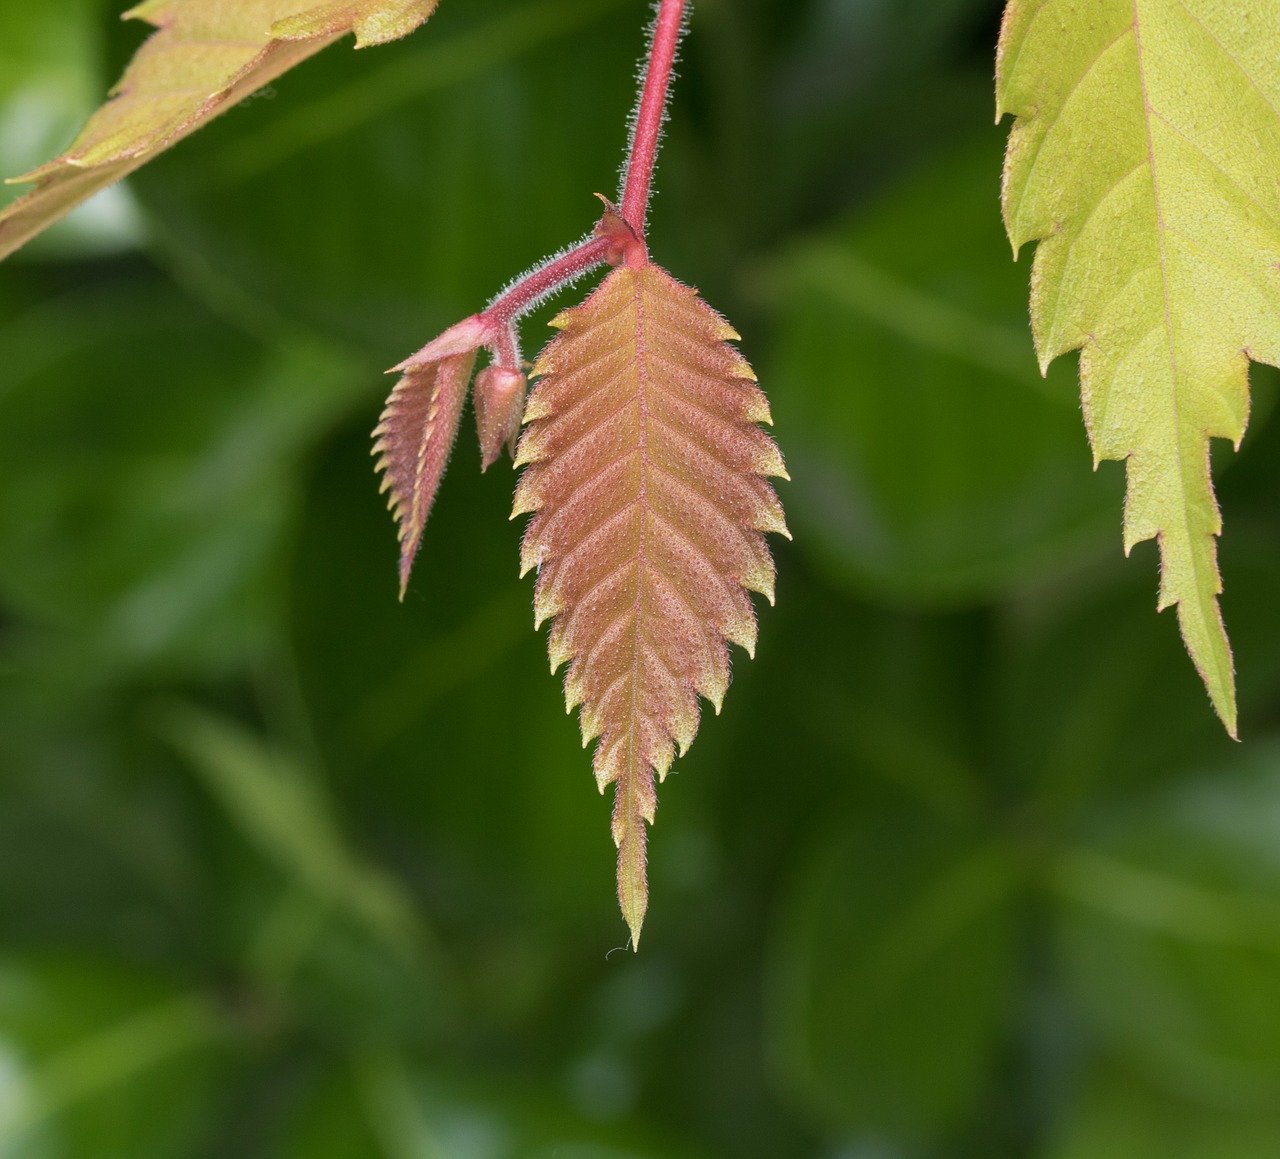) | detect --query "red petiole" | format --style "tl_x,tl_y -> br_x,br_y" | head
469,0 -> 687,371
